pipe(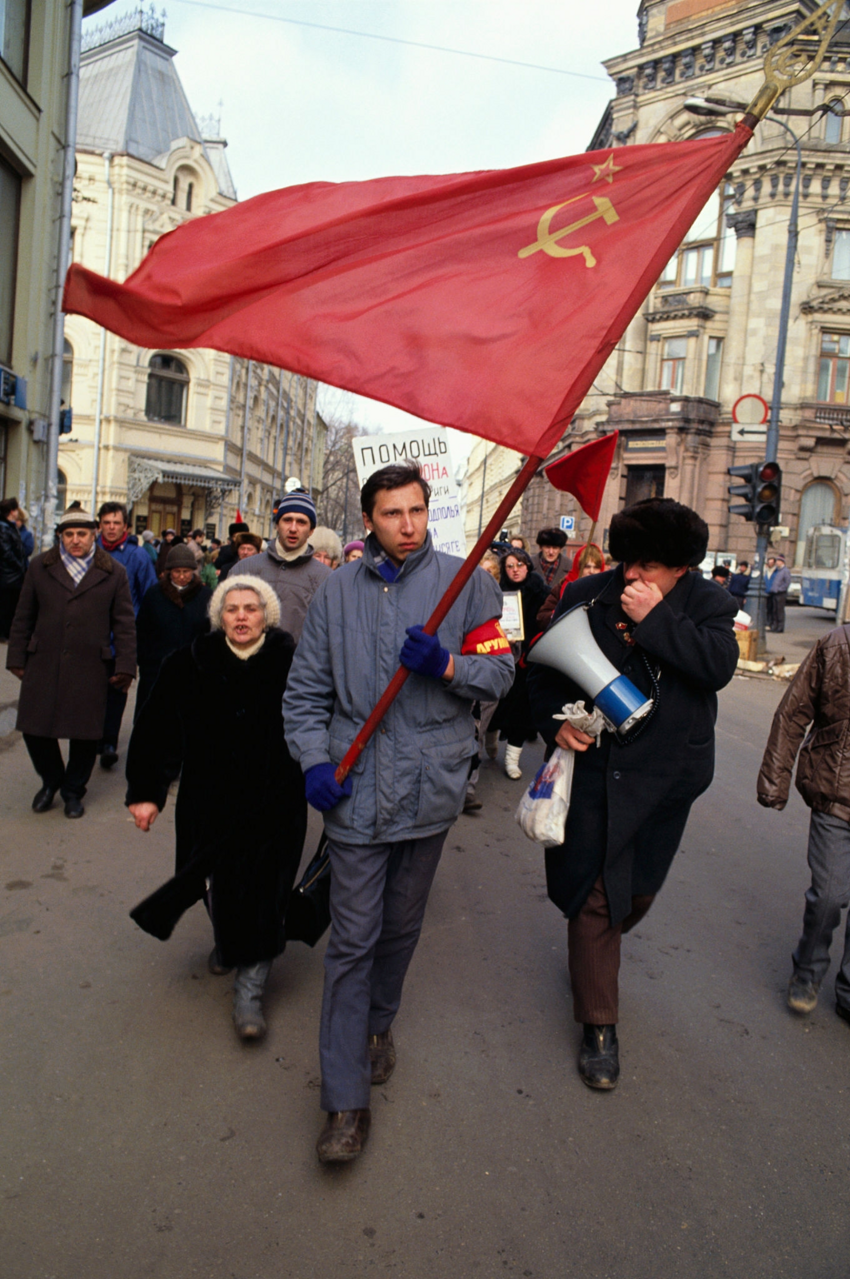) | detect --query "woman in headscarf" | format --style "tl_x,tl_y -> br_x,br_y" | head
126,575 -> 307,1043
134,543 -> 212,717
488,548 -> 548,779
